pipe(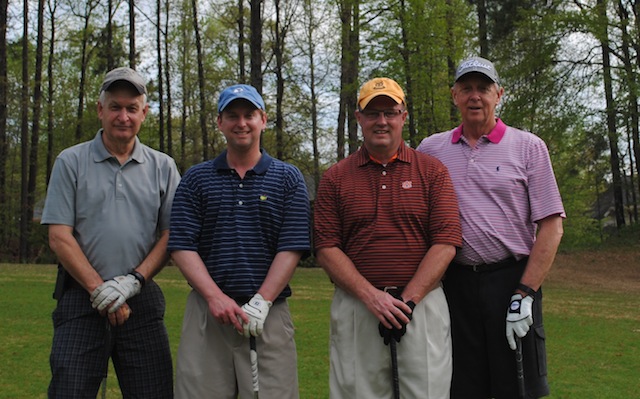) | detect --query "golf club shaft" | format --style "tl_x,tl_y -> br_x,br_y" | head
101,321 -> 111,399
515,337 -> 525,399
390,339 -> 400,399
250,336 -> 259,399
